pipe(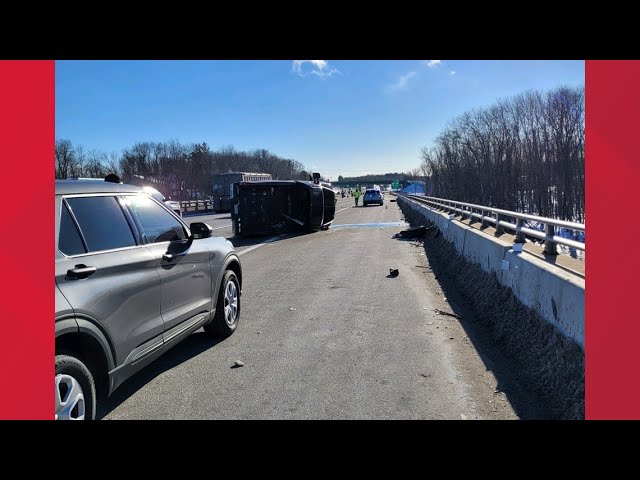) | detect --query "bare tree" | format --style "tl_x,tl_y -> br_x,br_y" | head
55,139 -> 77,179
418,85 -> 584,221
